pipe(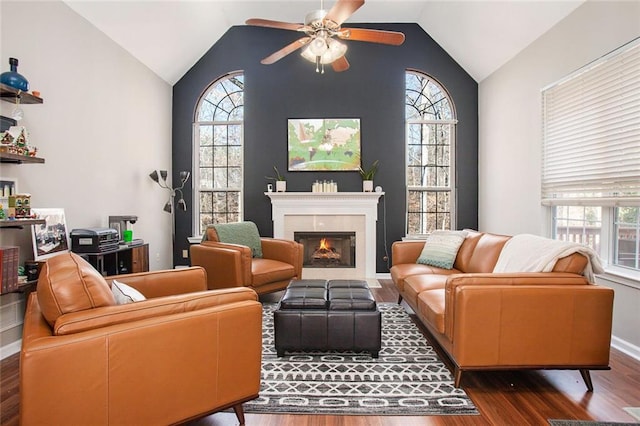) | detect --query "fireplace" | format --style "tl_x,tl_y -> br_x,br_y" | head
295,232 -> 356,268
266,192 -> 383,279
